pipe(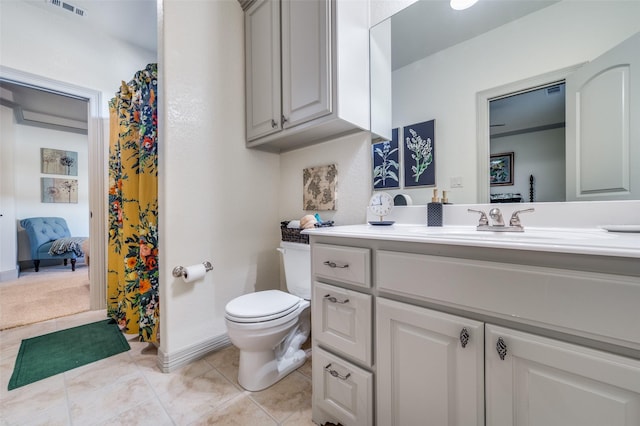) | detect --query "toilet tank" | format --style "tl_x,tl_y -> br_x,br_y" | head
279,241 -> 311,300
